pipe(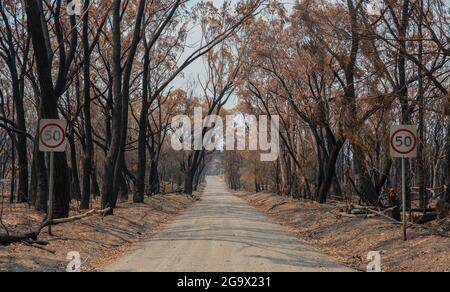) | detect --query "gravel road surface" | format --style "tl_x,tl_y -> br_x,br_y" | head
105,177 -> 353,272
